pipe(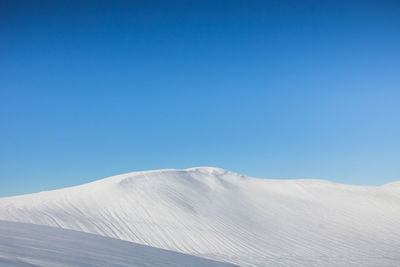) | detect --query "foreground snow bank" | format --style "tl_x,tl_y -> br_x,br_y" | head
0,220 -> 235,267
